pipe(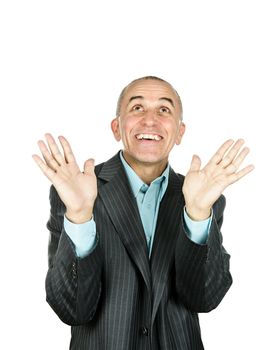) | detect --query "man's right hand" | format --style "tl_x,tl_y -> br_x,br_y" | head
32,133 -> 97,224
